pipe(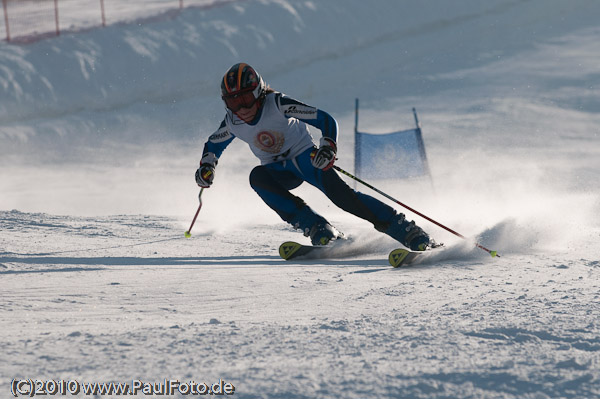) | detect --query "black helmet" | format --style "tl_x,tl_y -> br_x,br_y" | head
221,63 -> 266,111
